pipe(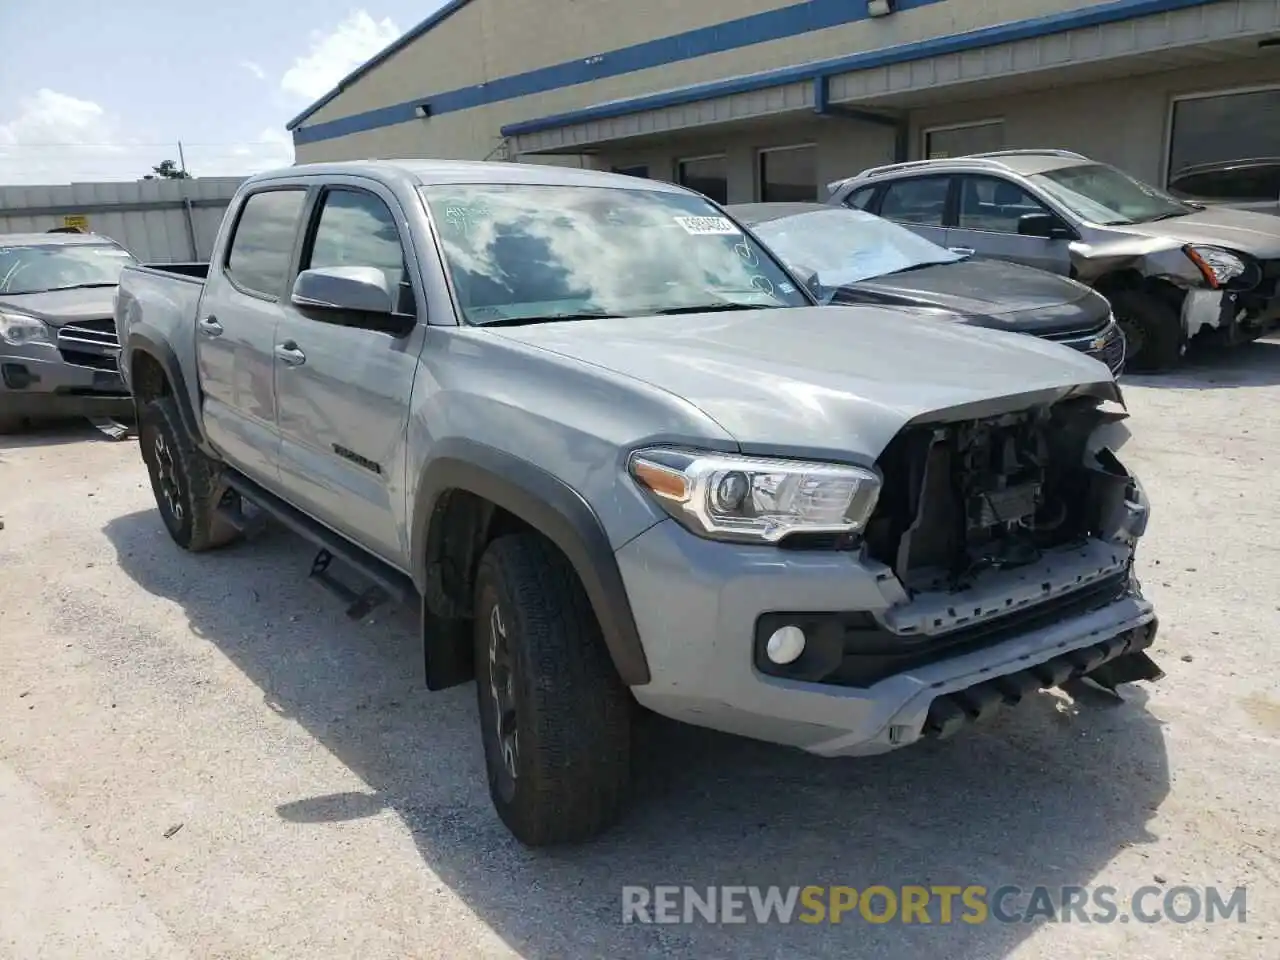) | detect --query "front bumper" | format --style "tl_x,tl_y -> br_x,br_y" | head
1,342 -> 132,421
618,519 -> 1158,757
